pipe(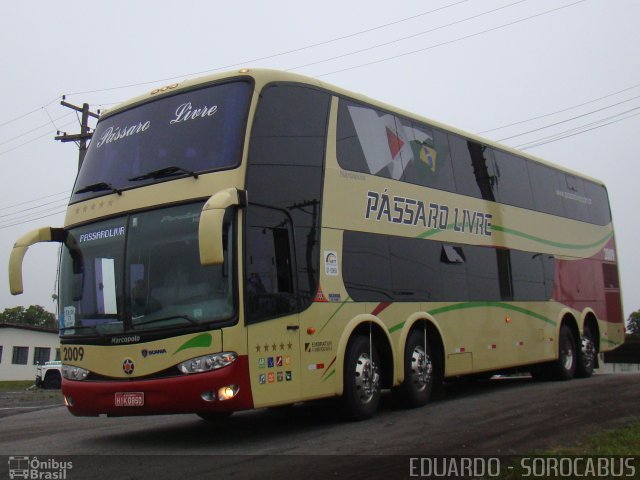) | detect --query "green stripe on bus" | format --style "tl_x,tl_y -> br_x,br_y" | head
388,301 -> 555,333
491,225 -> 612,250
317,297 -> 351,335
322,369 -> 336,382
173,333 -> 212,355
416,224 -> 612,251
601,337 -> 621,346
